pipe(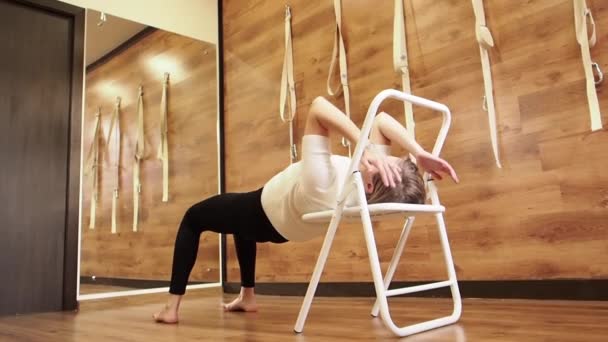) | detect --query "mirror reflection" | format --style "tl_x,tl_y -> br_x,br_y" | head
79,10 -> 220,297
